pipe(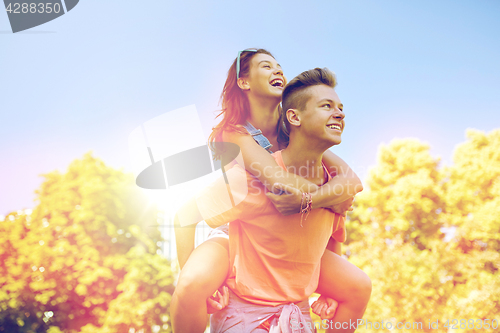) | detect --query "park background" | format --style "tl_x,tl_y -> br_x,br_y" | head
1,0 -> 499,332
